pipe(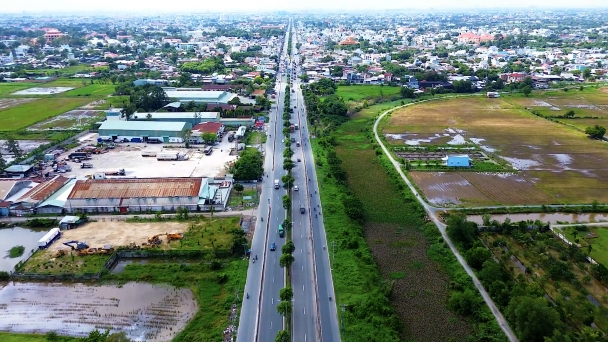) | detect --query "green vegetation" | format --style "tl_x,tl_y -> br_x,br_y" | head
0,97 -> 91,131
62,84 -> 116,97
0,82 -> 37,96
311,92 -> 504,340
25,64 -> 108,76
232,148 -> 264,181
450,215 -> 608,341
8,245 -> 25,258
336,85 -> 401,102
228,186 -> 259,207
20,252 -> 110,275
562,225 -> 608,268
0,332 -> 77,342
